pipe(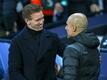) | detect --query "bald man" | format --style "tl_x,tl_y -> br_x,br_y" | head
63,13 -> 100,80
